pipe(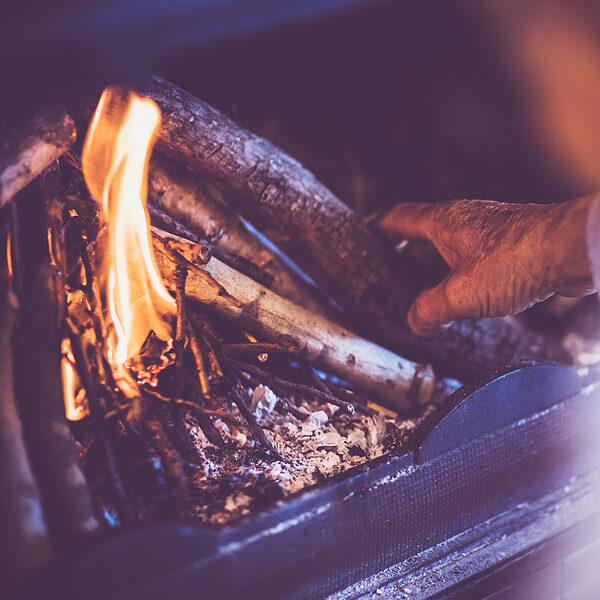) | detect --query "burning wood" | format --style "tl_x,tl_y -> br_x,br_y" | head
0,73 -> 578,542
